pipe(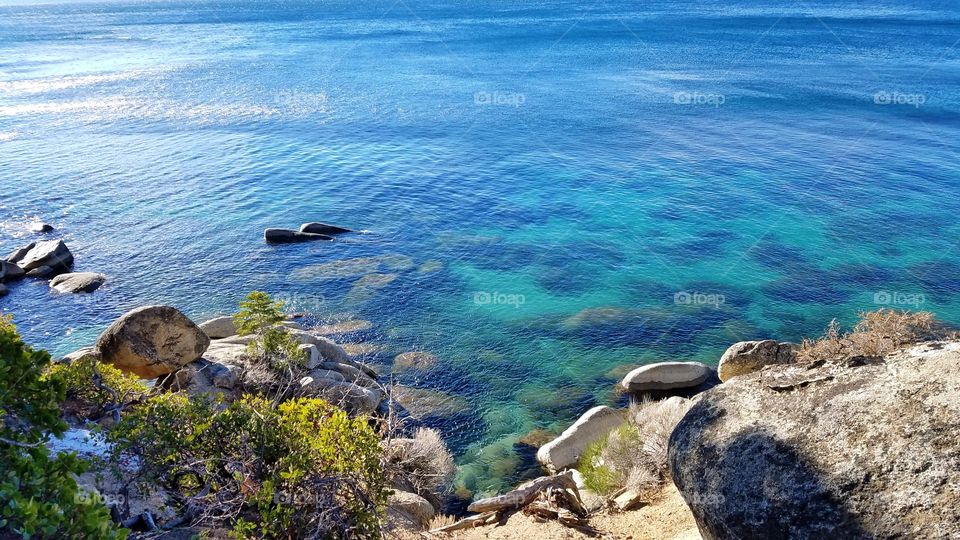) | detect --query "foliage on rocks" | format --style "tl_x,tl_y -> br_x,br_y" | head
233,291 -> 305,373
0,316 -> 126,539
106,393 -> 387,538
43,356 -> 148,420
